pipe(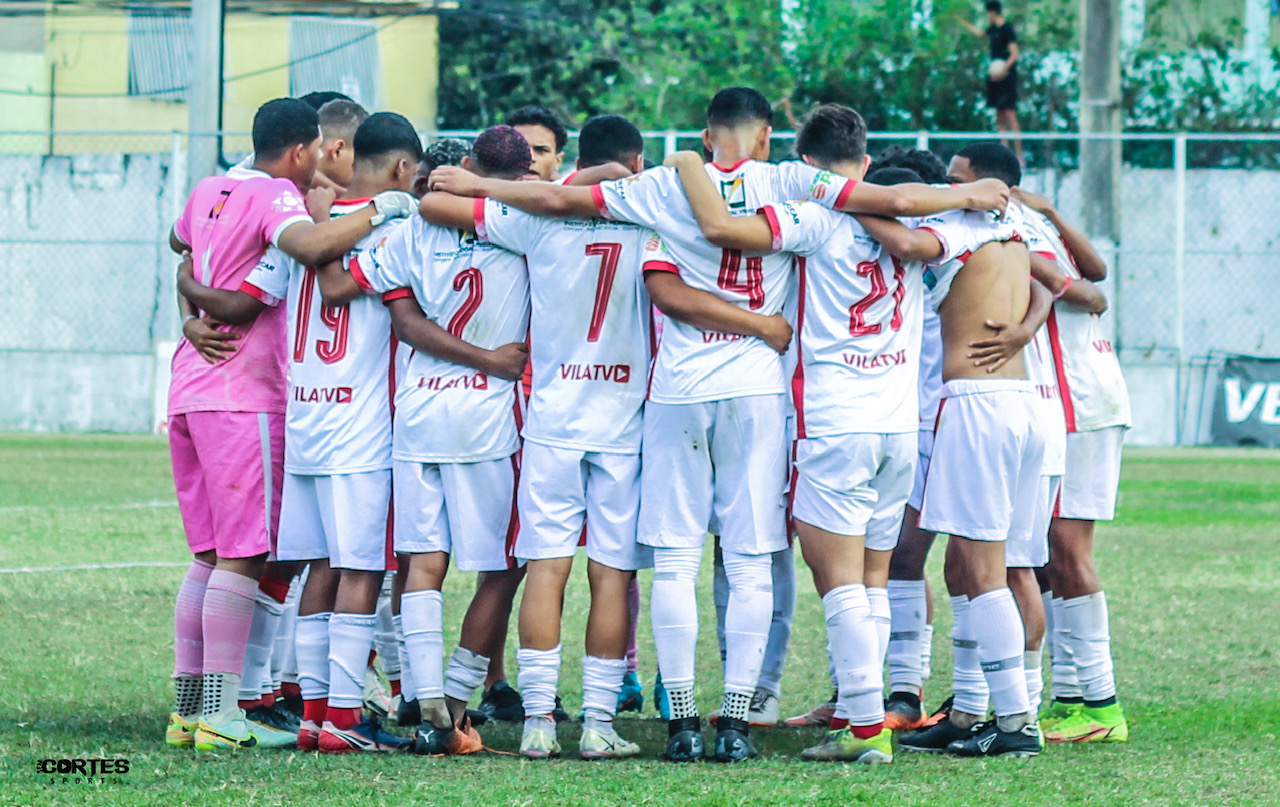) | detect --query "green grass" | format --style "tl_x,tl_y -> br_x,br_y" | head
1,435 -> 1279,806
